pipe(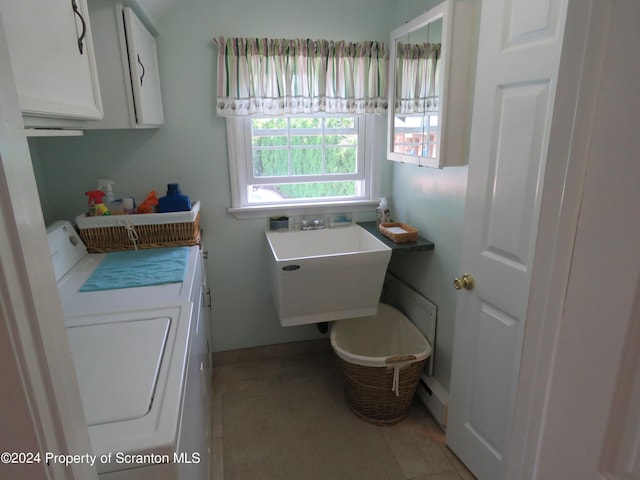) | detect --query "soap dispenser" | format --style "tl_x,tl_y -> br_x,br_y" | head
376,197 -> 391,225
